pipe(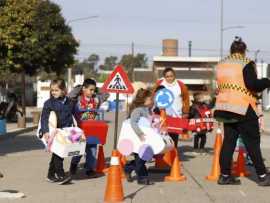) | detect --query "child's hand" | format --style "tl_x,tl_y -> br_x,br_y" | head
139,134 -> 146,142
43,133 -> 50,142
81,133 -> 86,141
